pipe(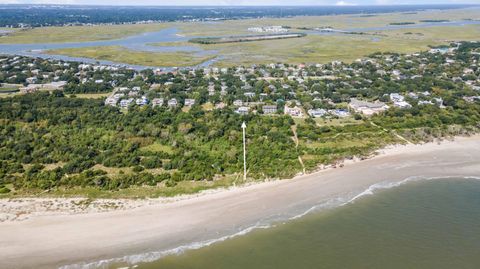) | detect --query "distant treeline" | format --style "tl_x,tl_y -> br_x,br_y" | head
420,19 -> 450,23
0,4 -> 473,28
389,22 -> 416,25
189,33 -> 307,44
